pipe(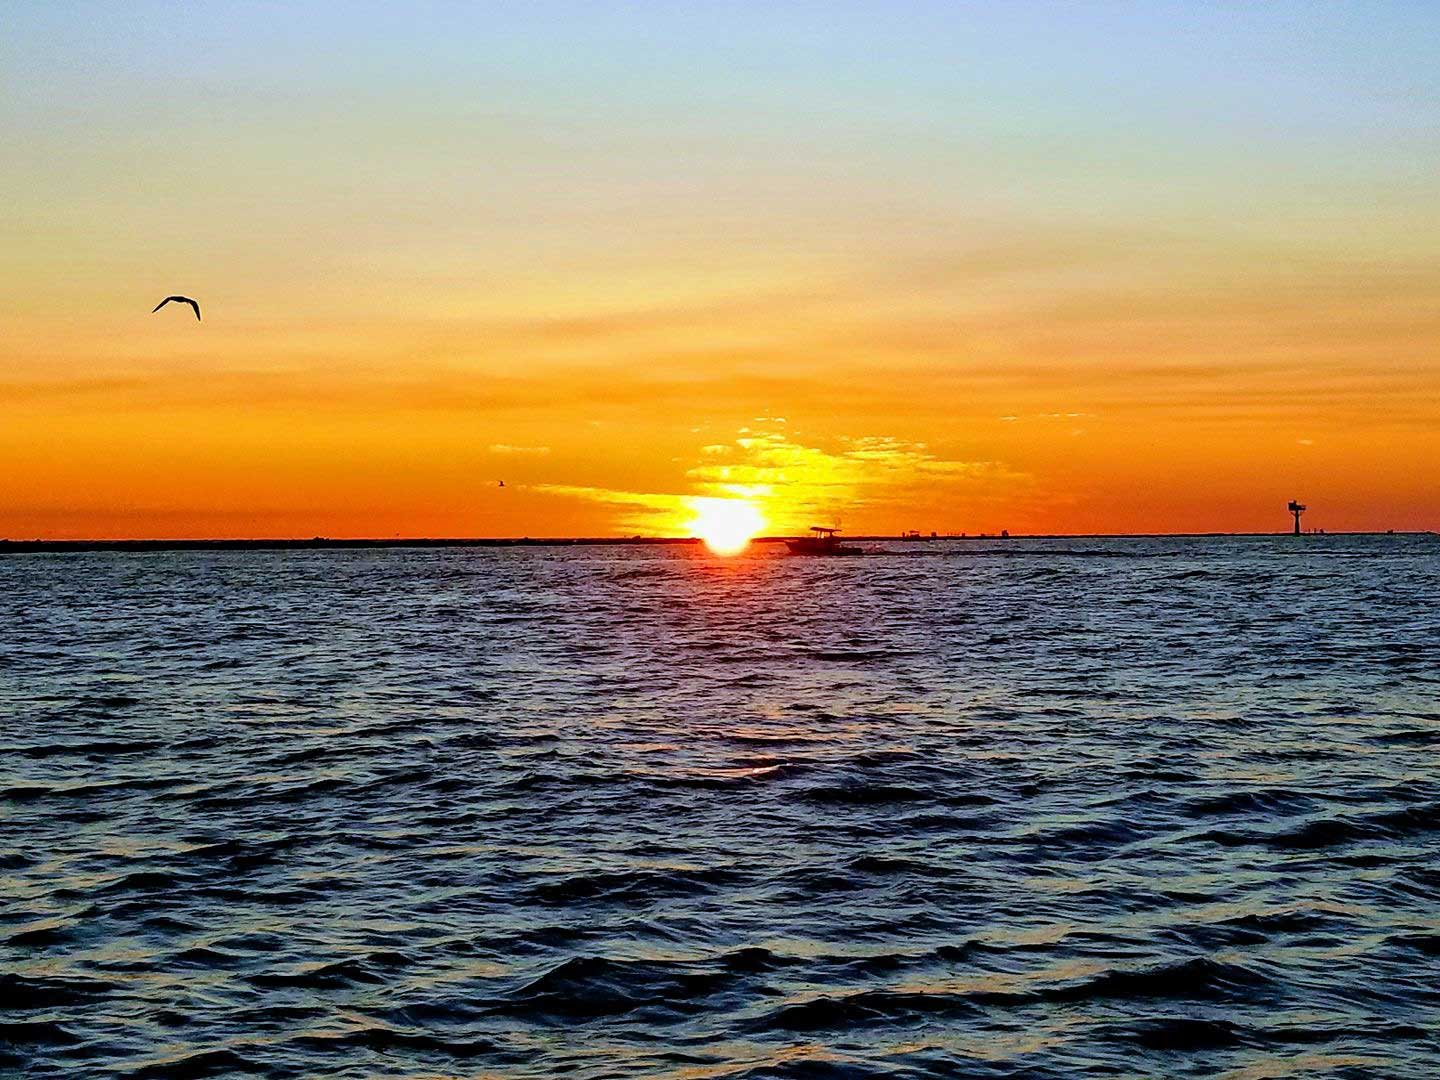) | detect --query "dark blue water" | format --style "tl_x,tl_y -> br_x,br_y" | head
3,536 -> 1438,1078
